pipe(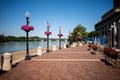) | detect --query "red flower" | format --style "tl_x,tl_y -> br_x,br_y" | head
91,45 -> 97,50
109,48 -> 116,55
21,25 -> 34,32
103,47 -> 109,54
58,34 -> 63,37
103,47 -> 118,59
103,47 -> 117,55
